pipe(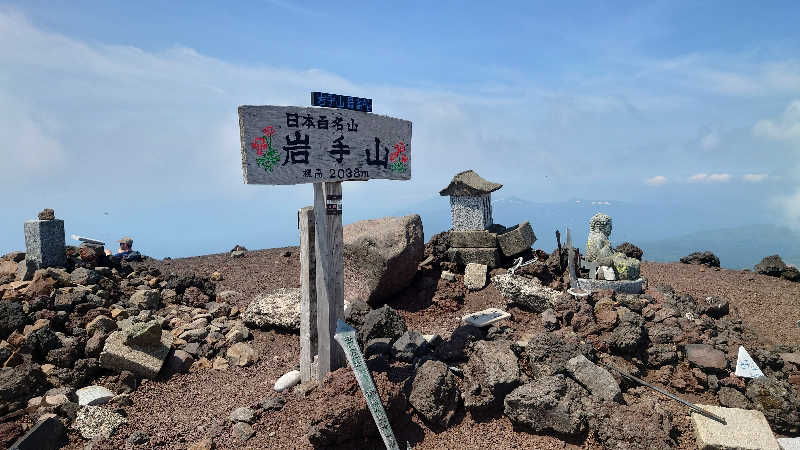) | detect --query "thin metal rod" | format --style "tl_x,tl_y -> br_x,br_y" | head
598,361 -> 727,425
